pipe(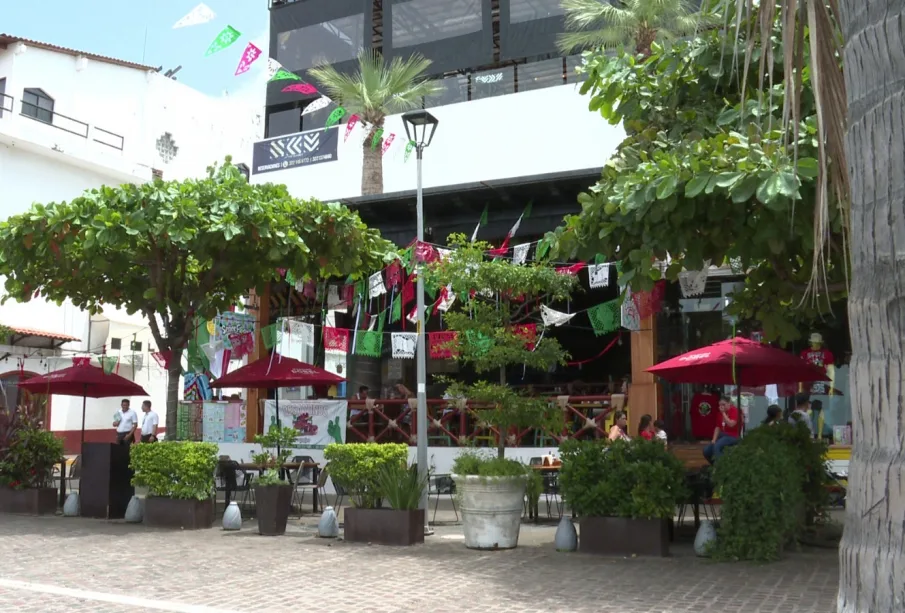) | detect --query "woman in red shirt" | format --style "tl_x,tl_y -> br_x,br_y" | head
638,414 -> 655,440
